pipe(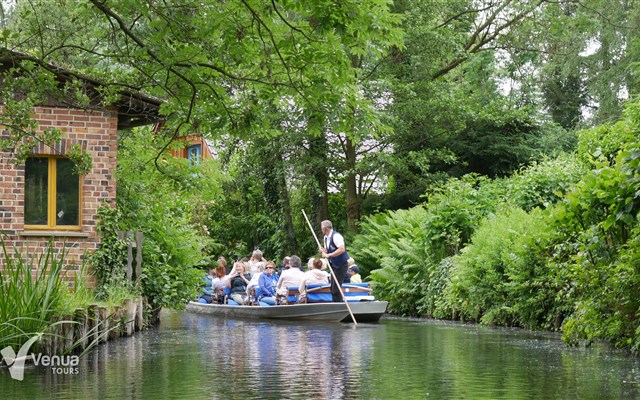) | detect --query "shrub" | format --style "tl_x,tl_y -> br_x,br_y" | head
439,207 -> 562,329
353,207 -> 431,315
505,154 -> 585,211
